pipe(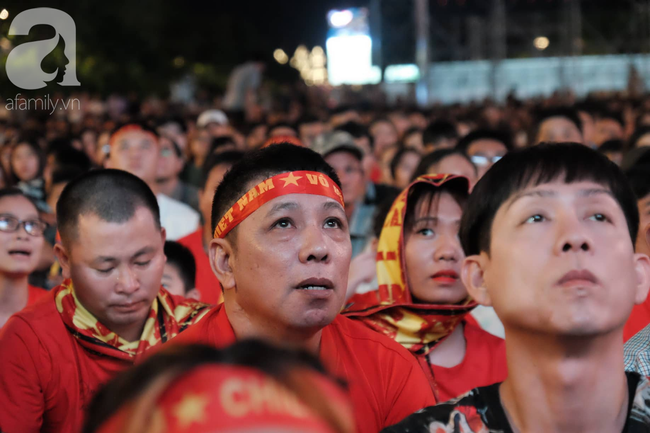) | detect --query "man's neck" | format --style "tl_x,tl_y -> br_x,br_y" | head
156,176 -> 179,198
0,273 -> 29,327
225,300 -> 323,355
500,329 -> 629,433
